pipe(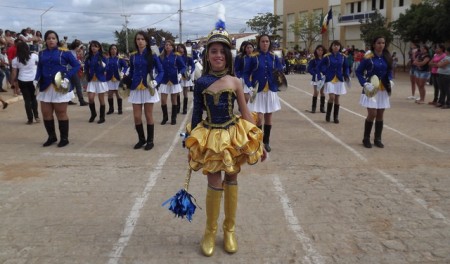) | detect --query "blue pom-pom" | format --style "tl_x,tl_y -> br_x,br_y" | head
162,189 -> 197,222
215,19 -> 226,30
